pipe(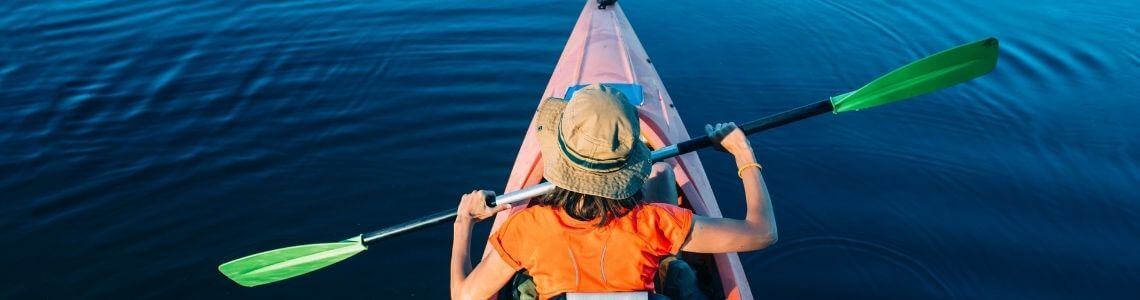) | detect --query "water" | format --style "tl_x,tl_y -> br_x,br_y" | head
2,0 -> 1137,298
